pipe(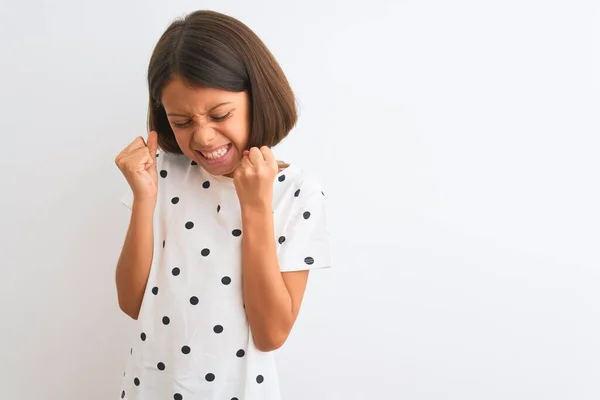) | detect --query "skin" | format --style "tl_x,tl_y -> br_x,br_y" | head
114,74 -> 309,352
